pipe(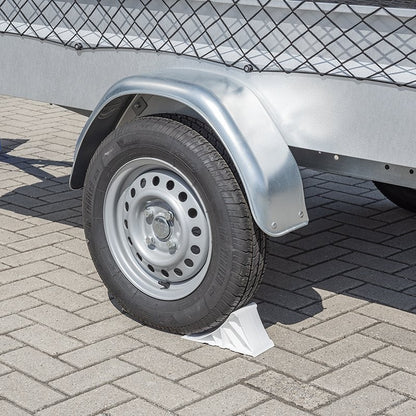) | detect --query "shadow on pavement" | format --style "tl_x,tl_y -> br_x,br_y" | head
1,139 -> 415,330
0,139 -> 81,227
